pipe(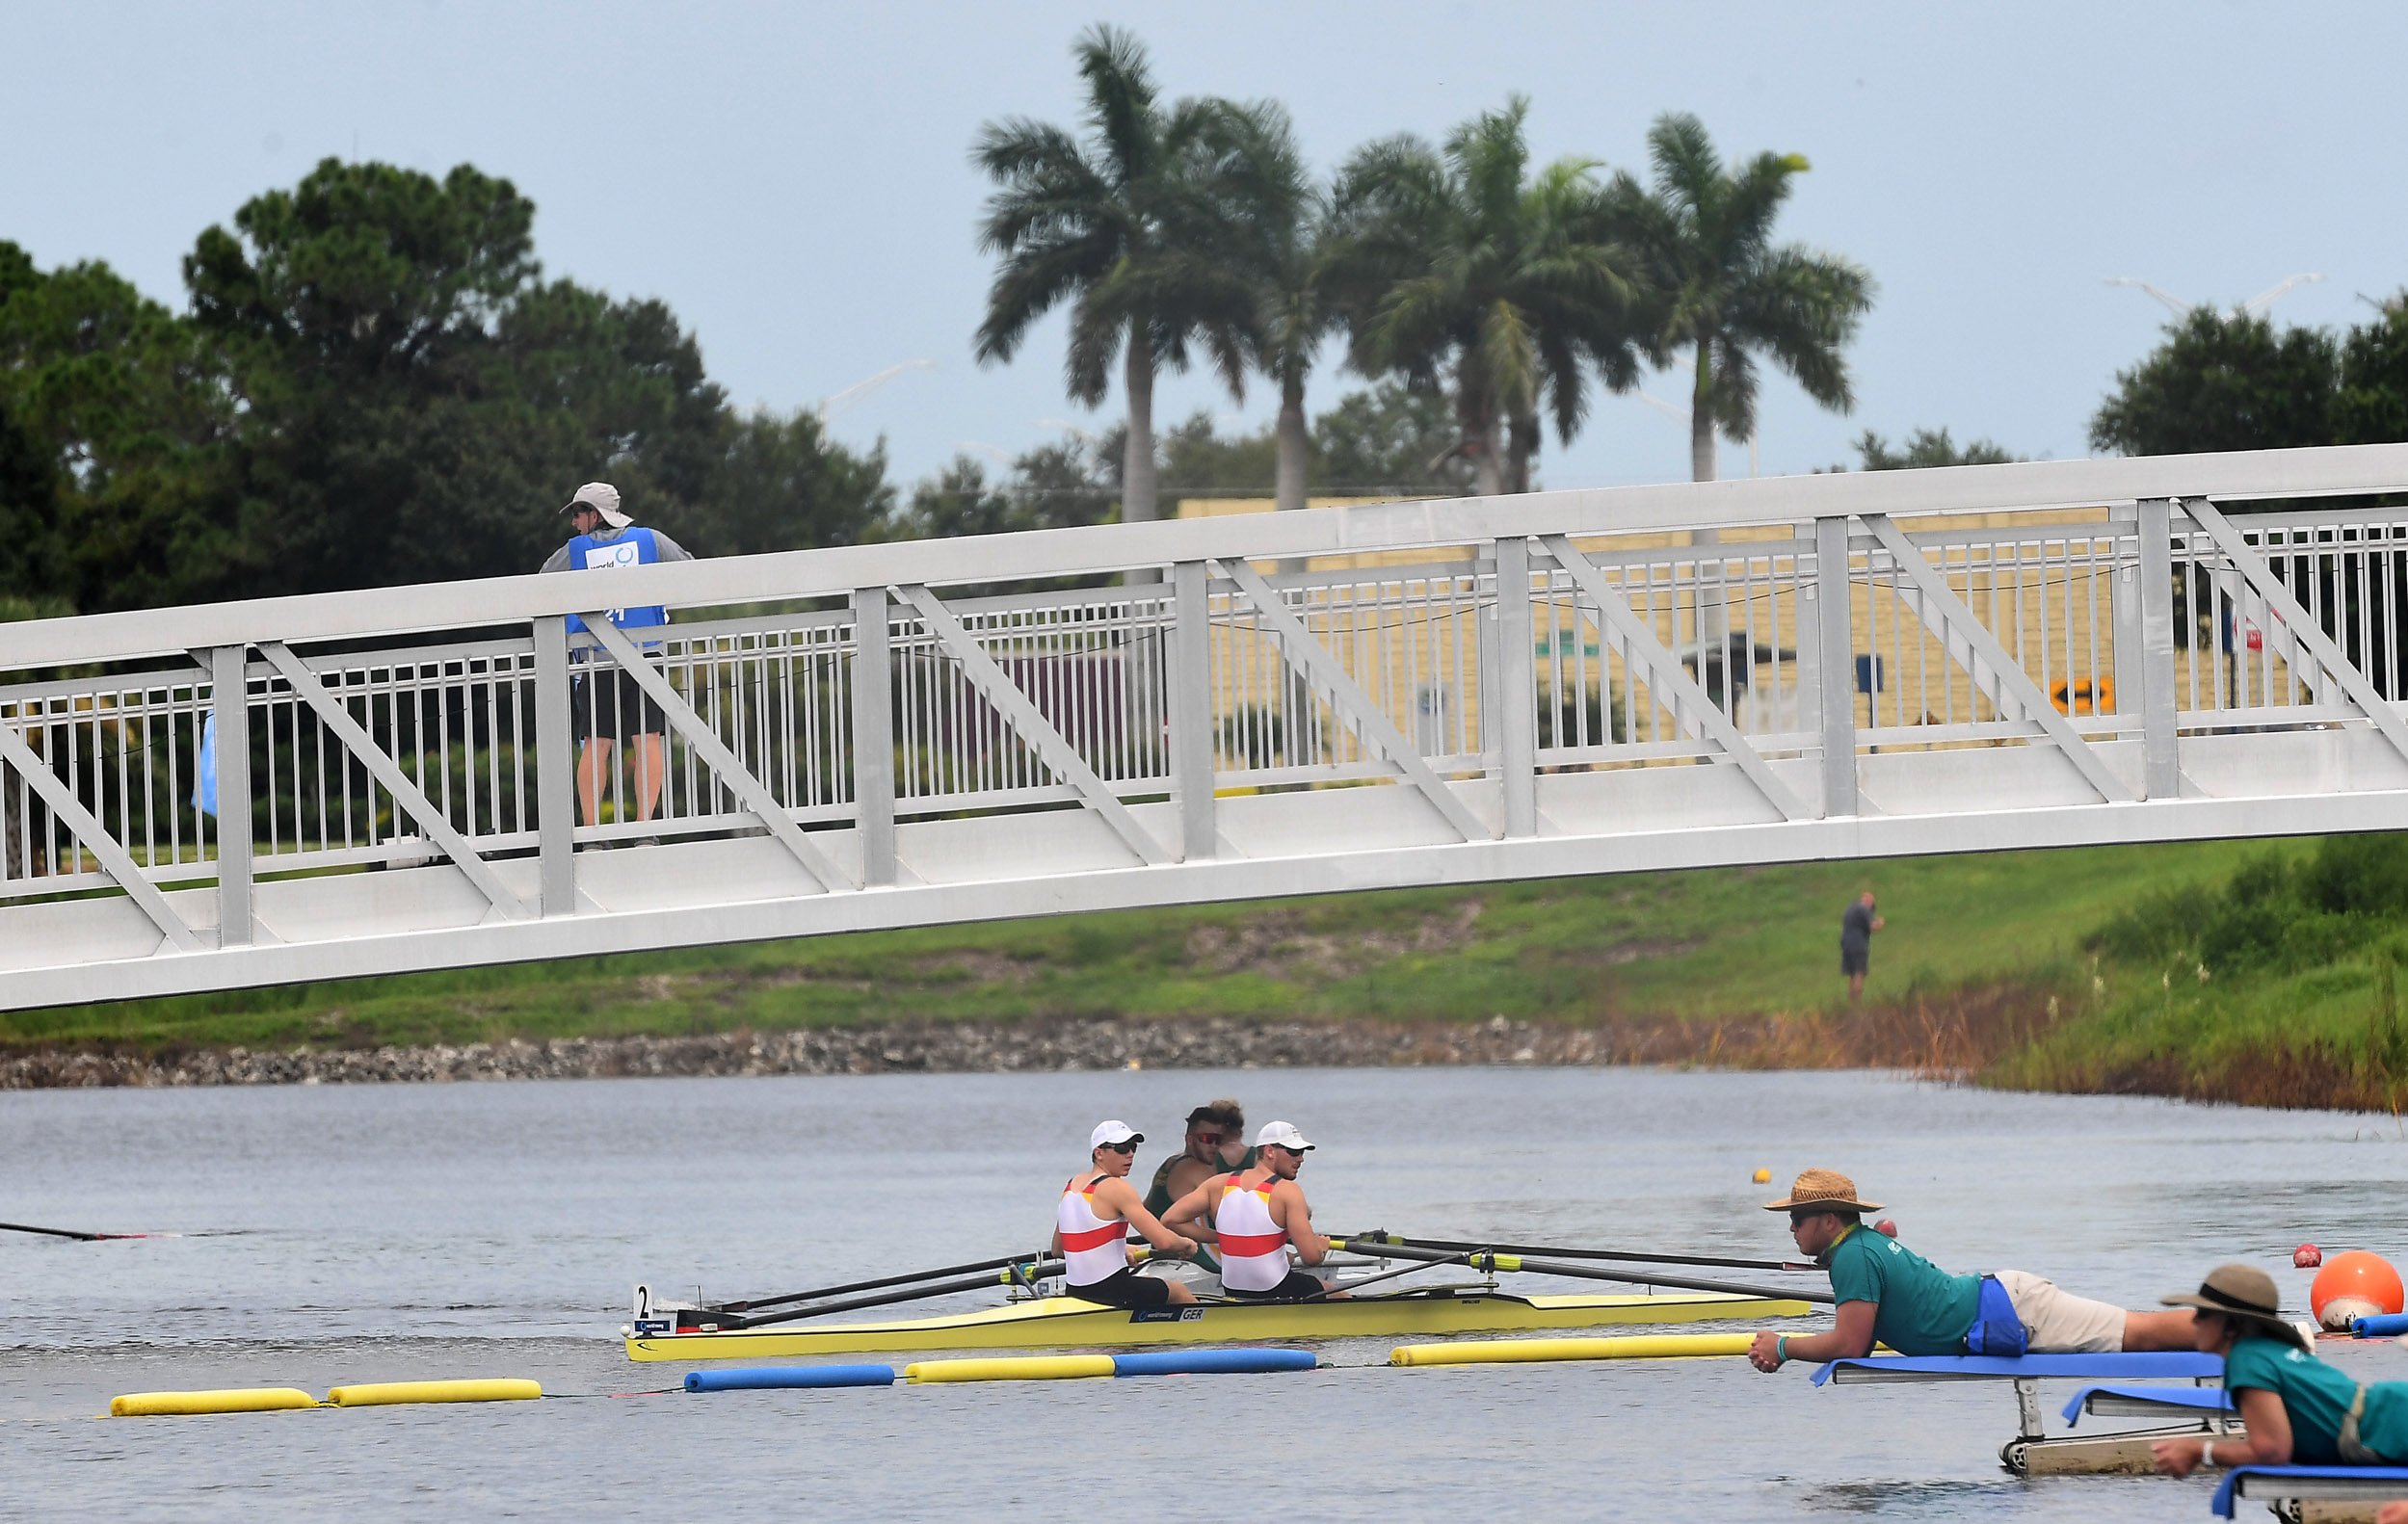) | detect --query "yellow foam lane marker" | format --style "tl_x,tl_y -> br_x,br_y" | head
111,1387 -> 321,1417
904,1355 -> 1117,1384
325,1379 -> 542,1406
1390,1332 -> 1760,1367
